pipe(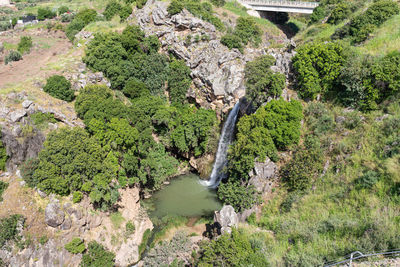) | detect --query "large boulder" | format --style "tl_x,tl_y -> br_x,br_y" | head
214,205 -> 238,235
248,157 -> 277,193
45,202 -> 65,228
